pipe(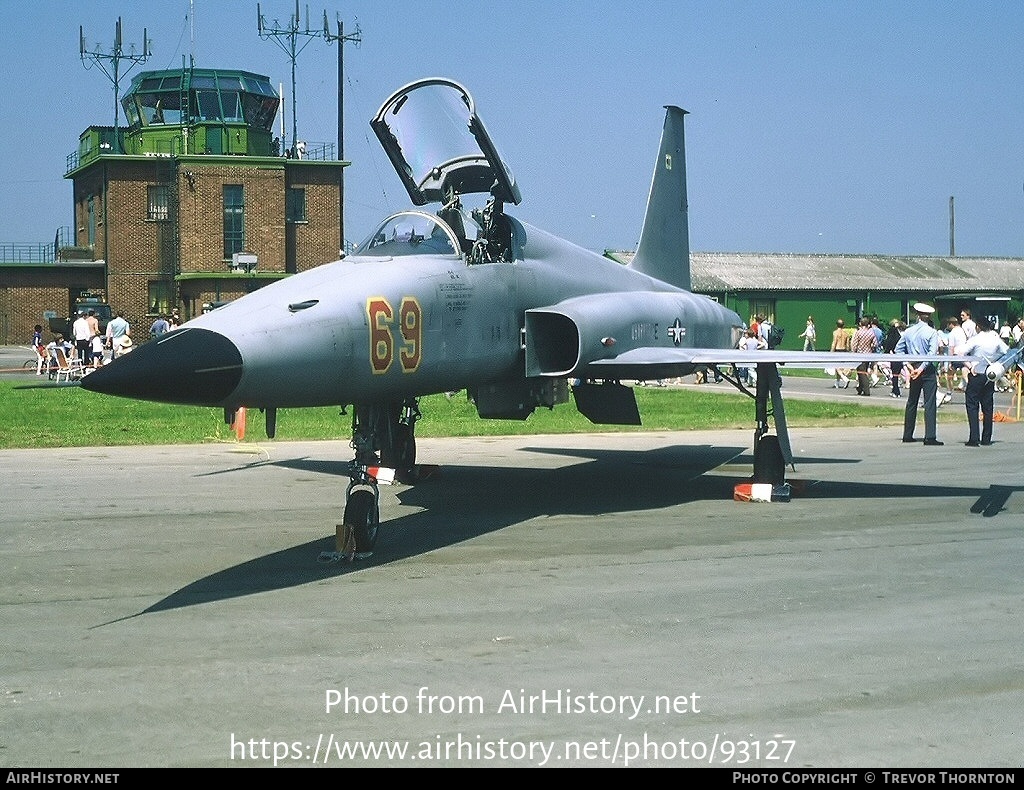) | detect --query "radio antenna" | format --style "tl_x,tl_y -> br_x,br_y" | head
80,17 -> 152,152
257,1 -> 321,156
